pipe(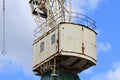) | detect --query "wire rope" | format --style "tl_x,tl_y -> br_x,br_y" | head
1,0 -> 7,56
